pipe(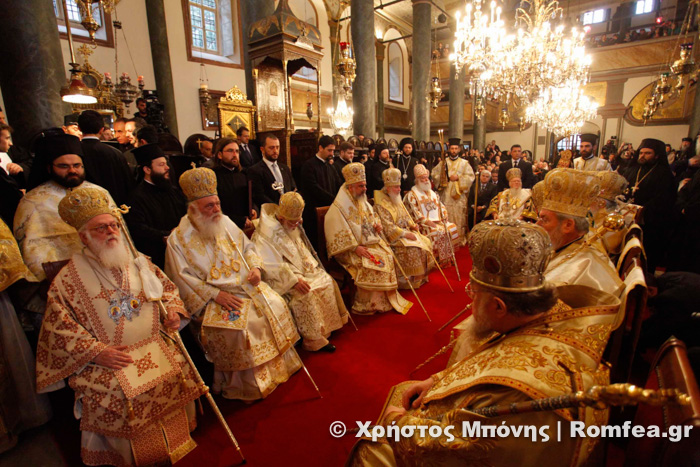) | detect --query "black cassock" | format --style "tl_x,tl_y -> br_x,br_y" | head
125,181 -> 186,269
622,161 -> 676,272
213,165 -> 257,230
392,154 -> 419,193
81,138 -> 135,206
